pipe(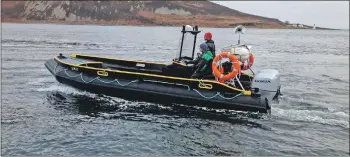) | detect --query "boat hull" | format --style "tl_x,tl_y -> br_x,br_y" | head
45,58 -> 269,113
